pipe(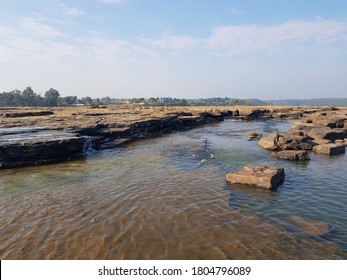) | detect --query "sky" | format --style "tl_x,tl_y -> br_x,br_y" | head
1,0 -> 347,100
